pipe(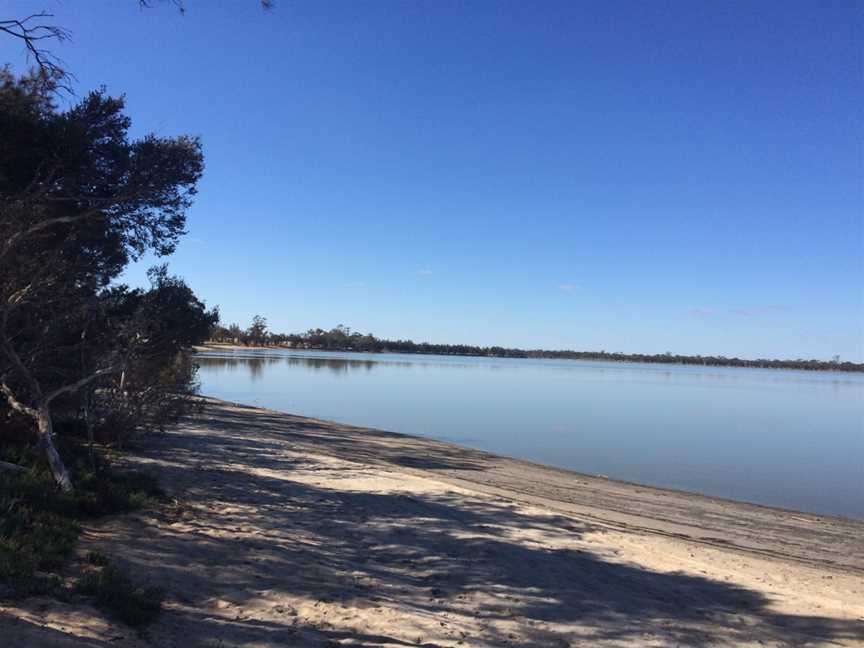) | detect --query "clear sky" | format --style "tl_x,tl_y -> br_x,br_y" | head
2,1 -> 862,361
